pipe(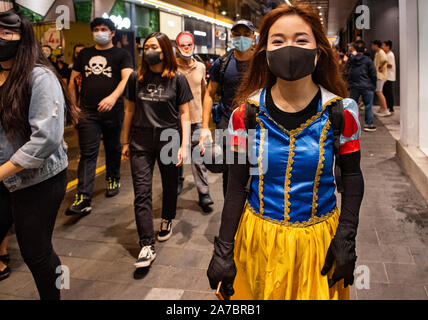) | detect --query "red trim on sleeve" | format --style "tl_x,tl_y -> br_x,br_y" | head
340,140 -> 361,155
342,109 -> 359,138
230,104 -> 247,148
